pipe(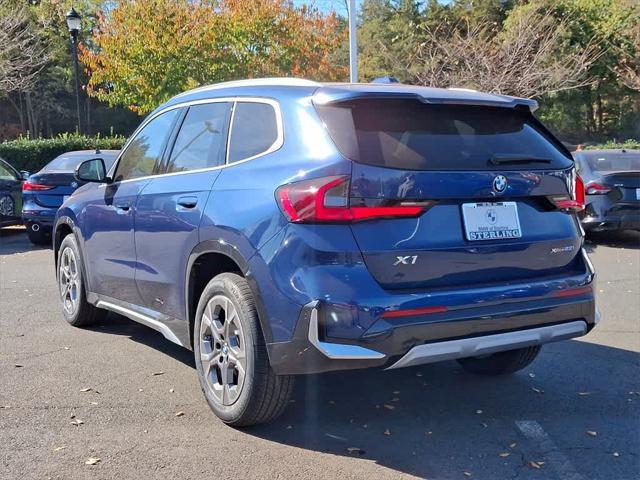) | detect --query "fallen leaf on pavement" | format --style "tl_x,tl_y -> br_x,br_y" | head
613,452 -> 620,457
169,389 -> 174,393
509,443 -> 517,449
475,409 -> 483,415
528,373 -> 535,378
586,430 -> 597,437
152,371 -> 164,376
383,404 -> 395,410
425,431 -> 432,435
85,457 -> 101,465
531,387 -> 544,394
70,419 -> 84,426
80,388 -> 92,392
384,428 -> 391,436
499,452 -> 510,458
175,411 -> 185,417
528,461 -> 542,469
415,372 -> 423,377
53,446 -> 66,451
14,364 -> 23,368
578,392 -> 591,396
463,472 -> 472,477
